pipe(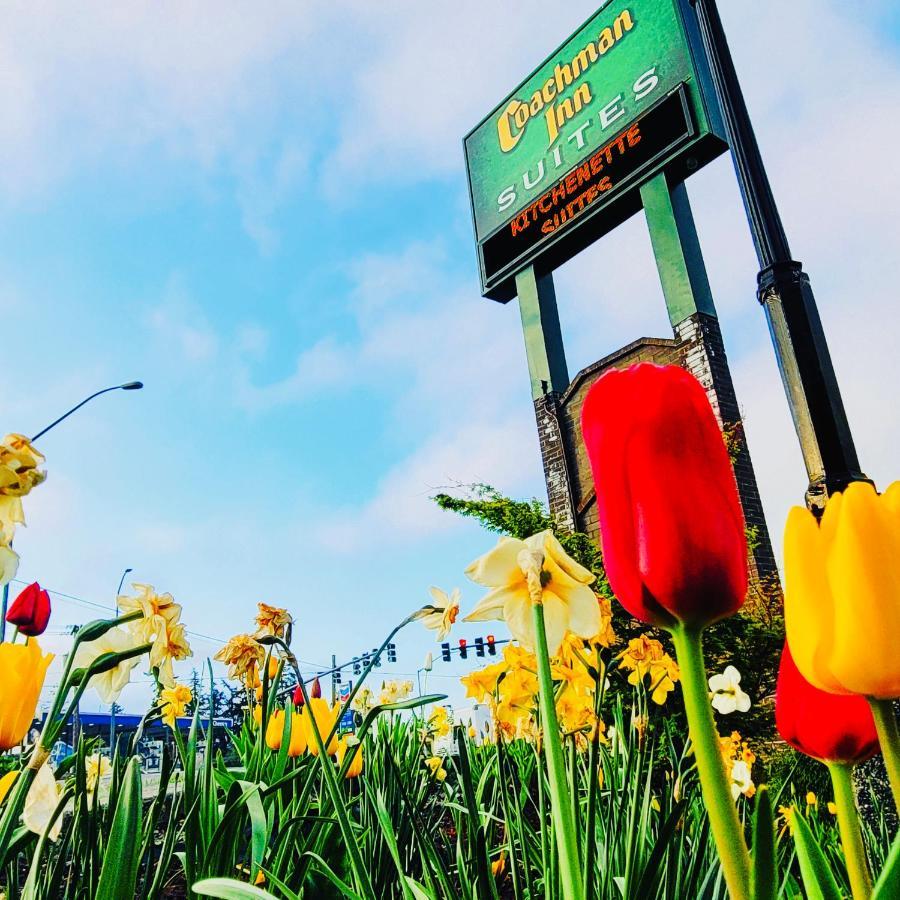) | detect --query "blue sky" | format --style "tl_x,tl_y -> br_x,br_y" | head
4,1 -> 899,712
